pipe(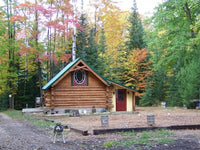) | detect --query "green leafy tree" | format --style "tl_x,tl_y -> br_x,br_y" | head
0,12 -> 9,110
1,0 -> 20,109
178,59 -> 200,107
143,0 -> 200,106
